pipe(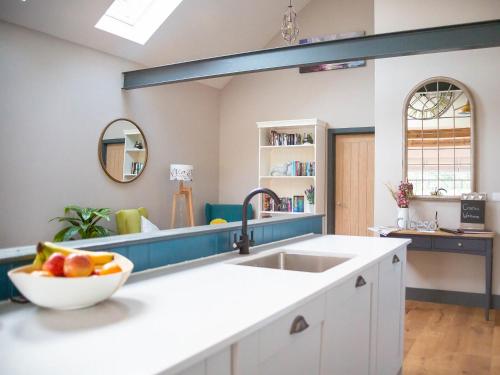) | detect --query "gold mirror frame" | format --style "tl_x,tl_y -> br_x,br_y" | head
402,76 -> 475,200
98,118 -> 148,184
